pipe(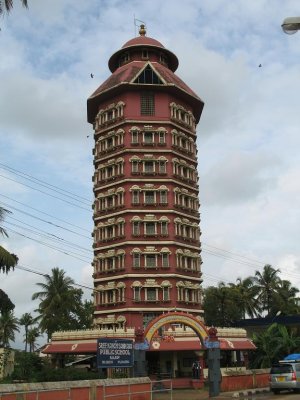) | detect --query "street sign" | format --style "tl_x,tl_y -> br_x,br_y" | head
97,338 -> 134,368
